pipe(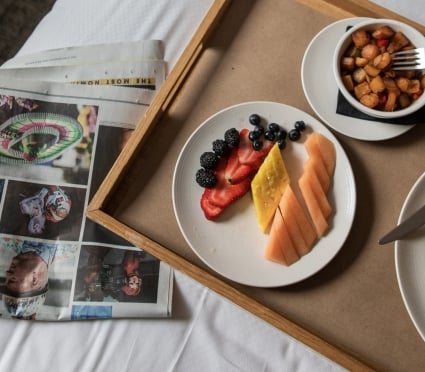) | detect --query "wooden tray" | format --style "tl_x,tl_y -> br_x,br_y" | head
88,1 -> 425,370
